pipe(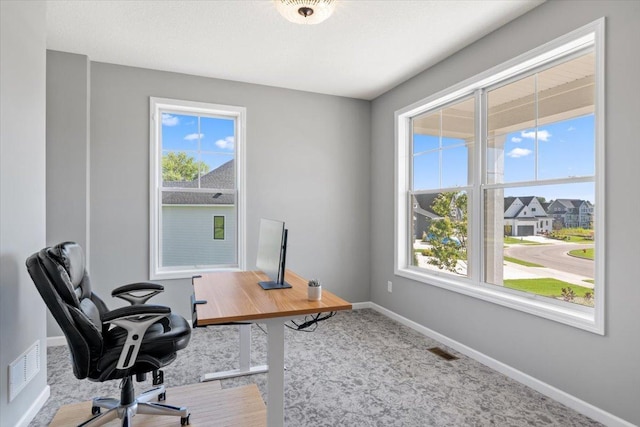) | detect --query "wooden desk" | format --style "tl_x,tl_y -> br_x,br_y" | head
193,270 -> 351,427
